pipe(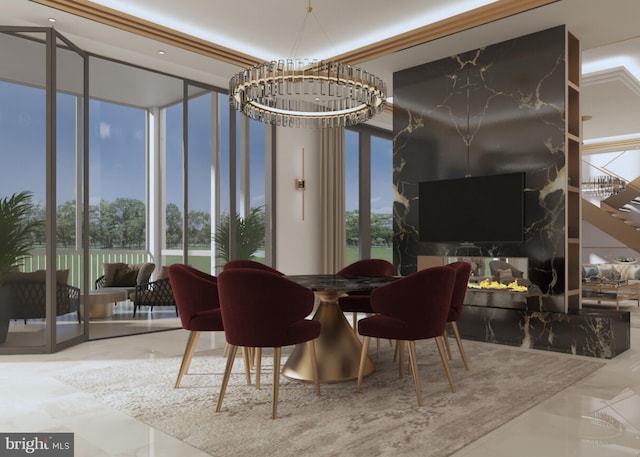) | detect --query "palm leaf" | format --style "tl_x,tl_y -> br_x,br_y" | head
213,207 -> 265,266
0,191 -> 43,283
